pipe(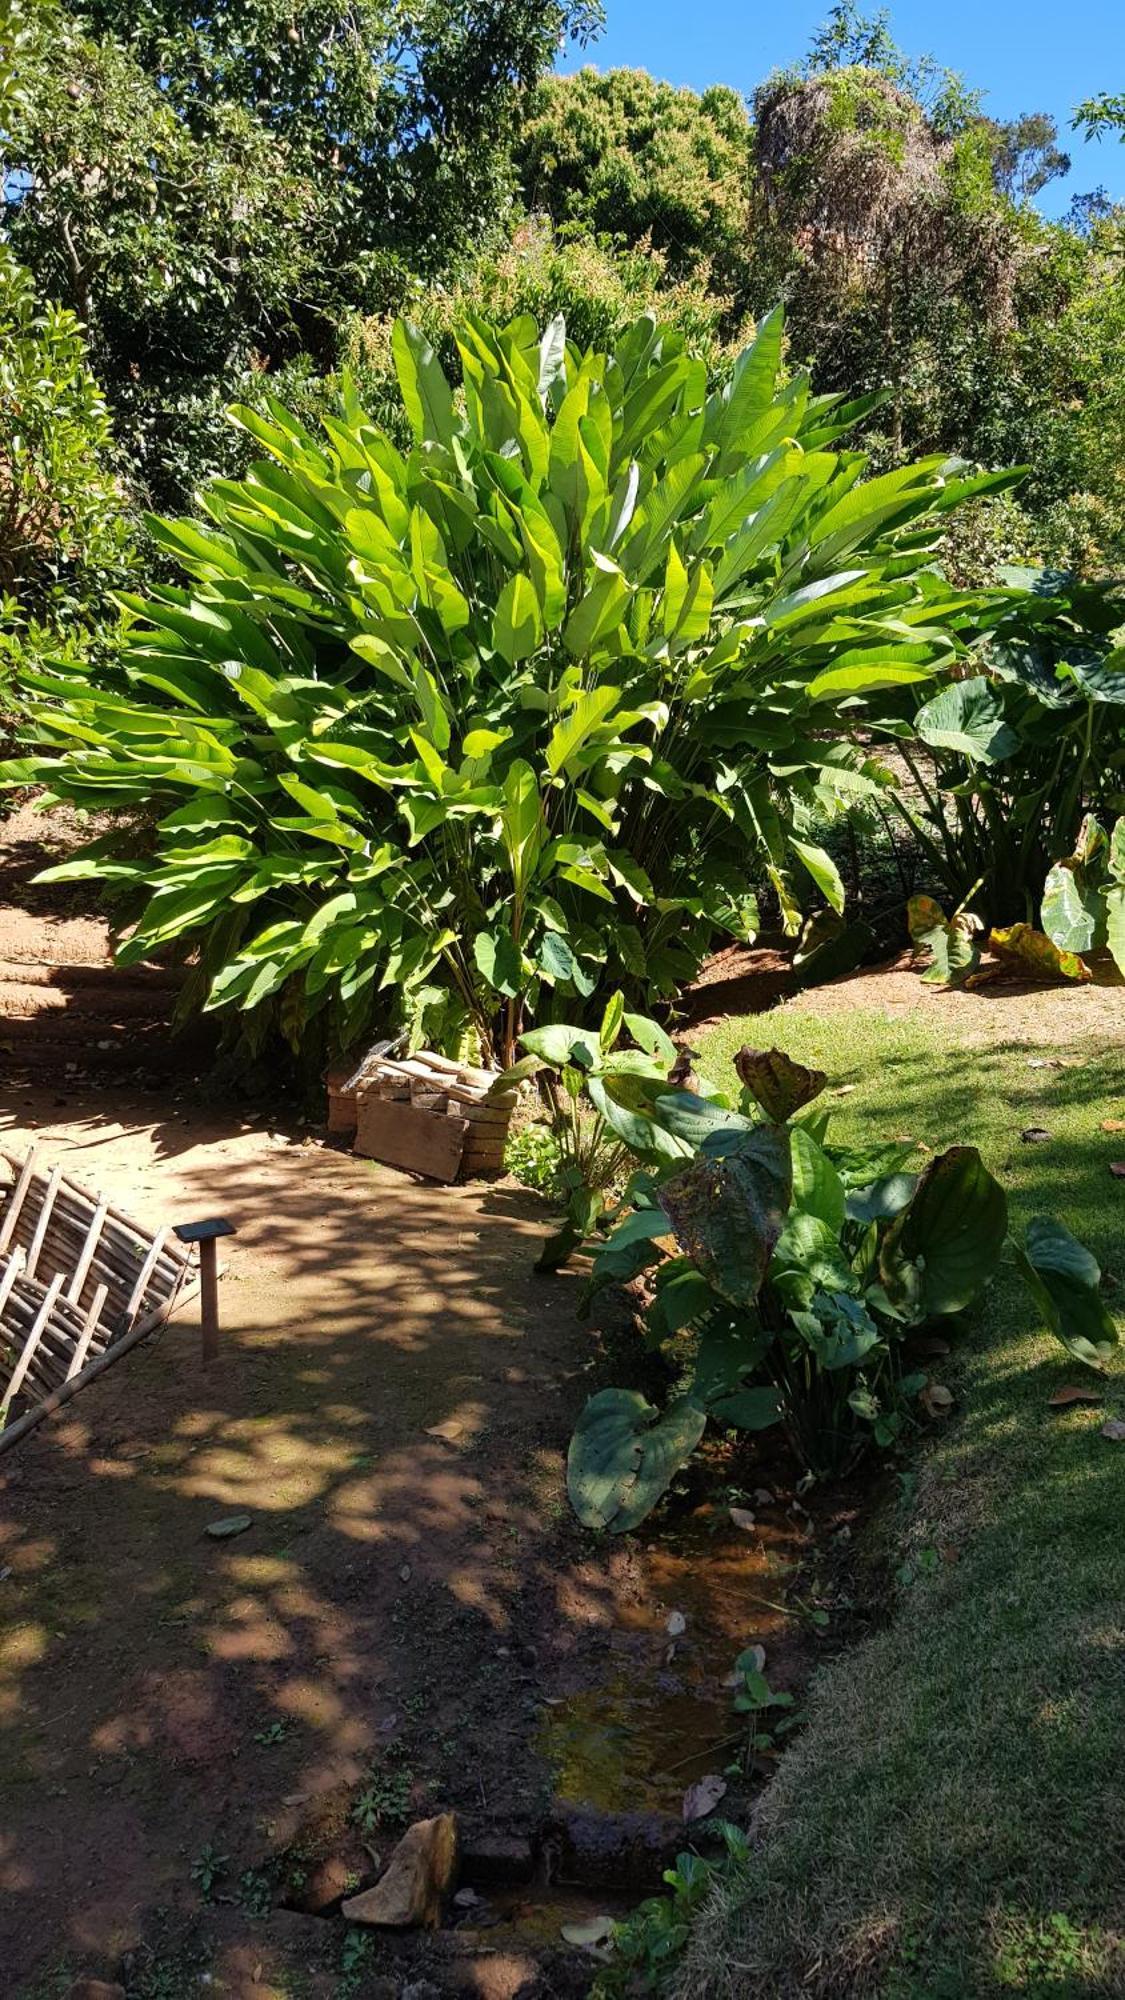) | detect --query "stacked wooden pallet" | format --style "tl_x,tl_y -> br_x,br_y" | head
328,1049 -> 517,1185
0,1147 -> 197,1442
